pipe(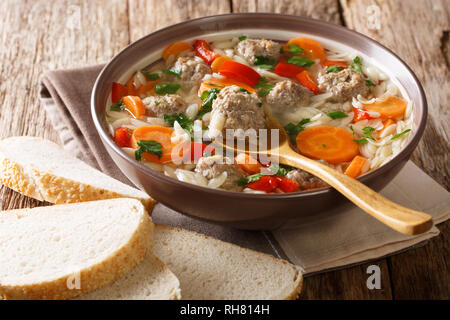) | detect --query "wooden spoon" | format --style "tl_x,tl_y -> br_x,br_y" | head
215,113 -> 433,235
